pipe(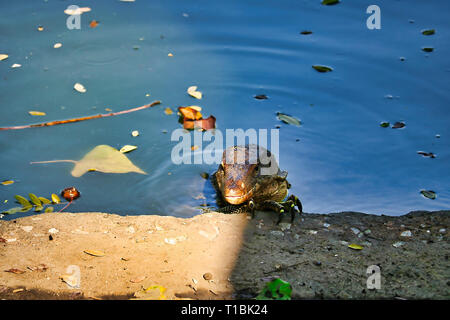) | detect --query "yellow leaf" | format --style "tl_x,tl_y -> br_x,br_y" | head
131,130 -> 139,137
133,285 -> 166,300
105,108 -> 112,112
74,83 -> 86,93
164,107 -> 173,115
51,194 -> 61,204
11,64 -> 21,68
53,43 -> 62,49
186,105 -> 202,112
37,26 -> 44,32
0,54 -> 8,61
84,250 -> 105,257
348,244 -> 363,250
119,145 -> 138,153
29,111 -> 46,116
168,53 -> 173,57
187,86 -> 202,99
31,145 -> 147,177
1,180 -> 14,185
